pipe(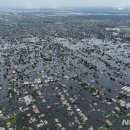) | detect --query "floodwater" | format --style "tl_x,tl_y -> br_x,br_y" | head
0,10 -> 130,130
